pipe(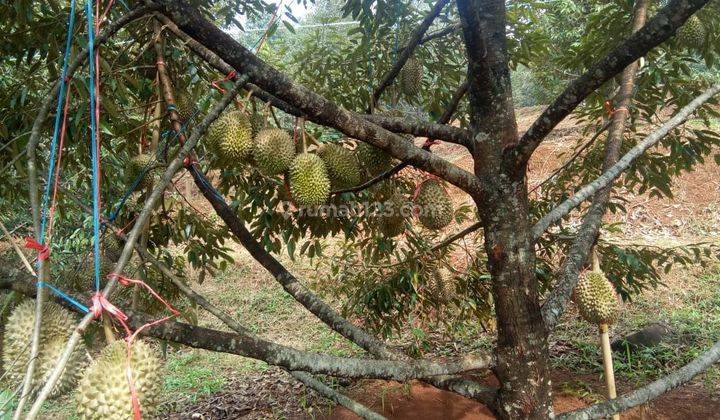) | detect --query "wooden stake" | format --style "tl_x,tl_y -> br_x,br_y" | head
600,323 -> 619,420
